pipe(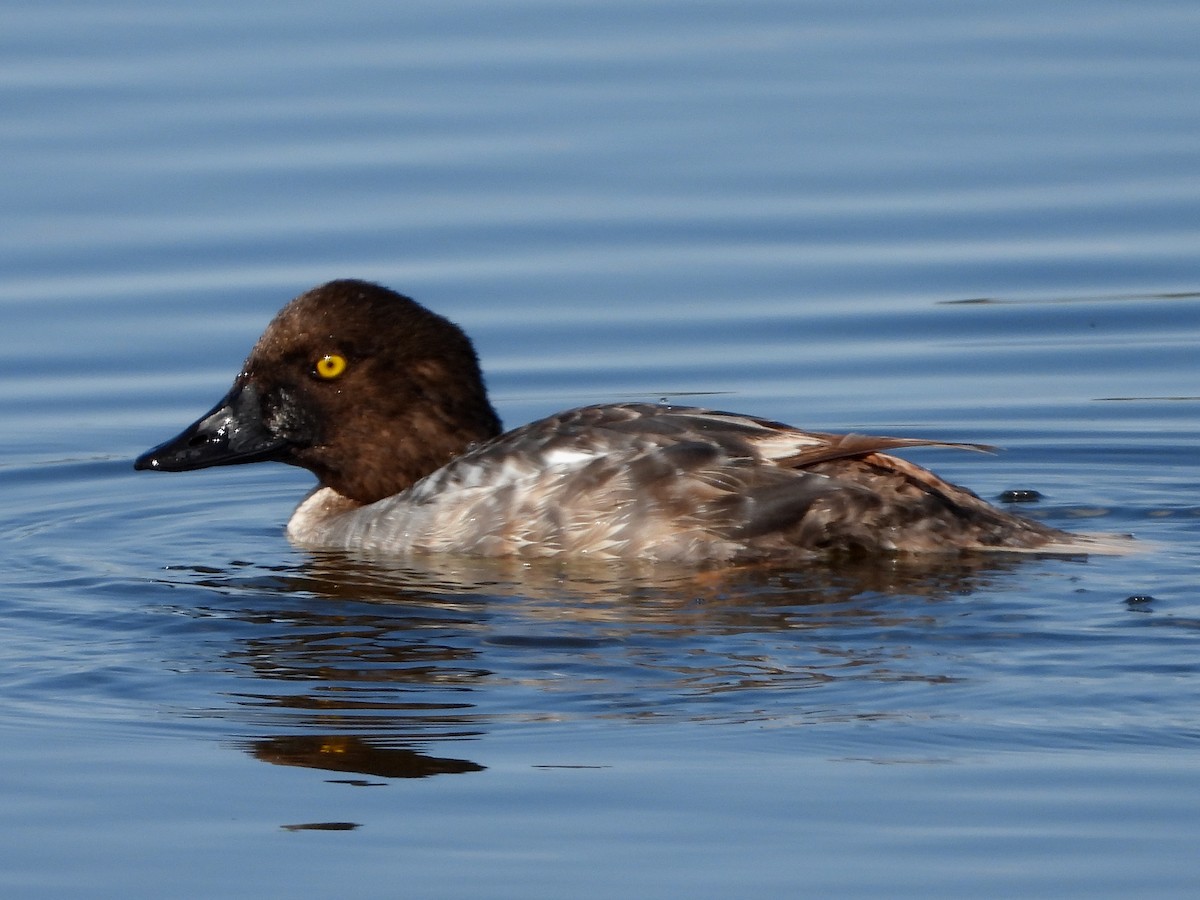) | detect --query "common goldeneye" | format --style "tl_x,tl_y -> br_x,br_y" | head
135,279 -> 1114,562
